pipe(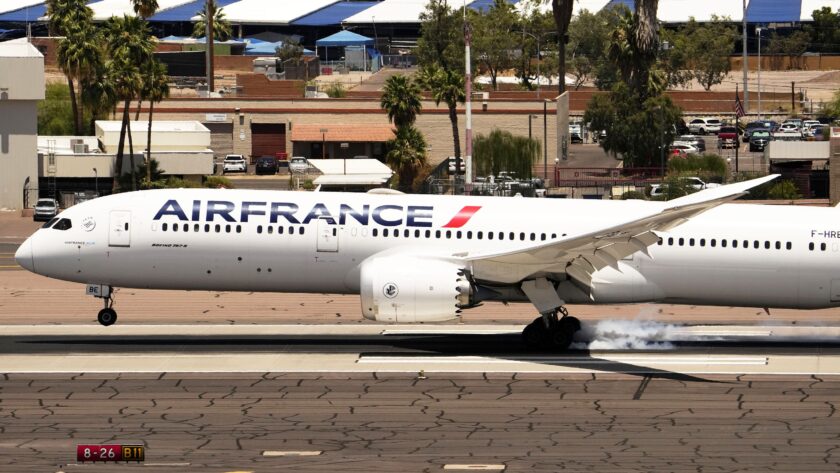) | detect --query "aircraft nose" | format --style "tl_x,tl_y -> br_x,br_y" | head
15,237 -> 34,272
